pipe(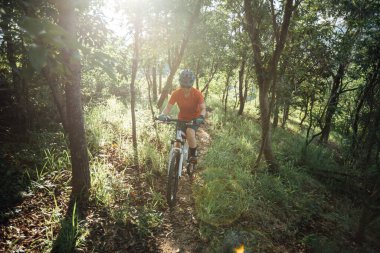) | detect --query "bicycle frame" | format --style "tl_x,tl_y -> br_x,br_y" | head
156,117 -> 199,207
167,127 -> 189,178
